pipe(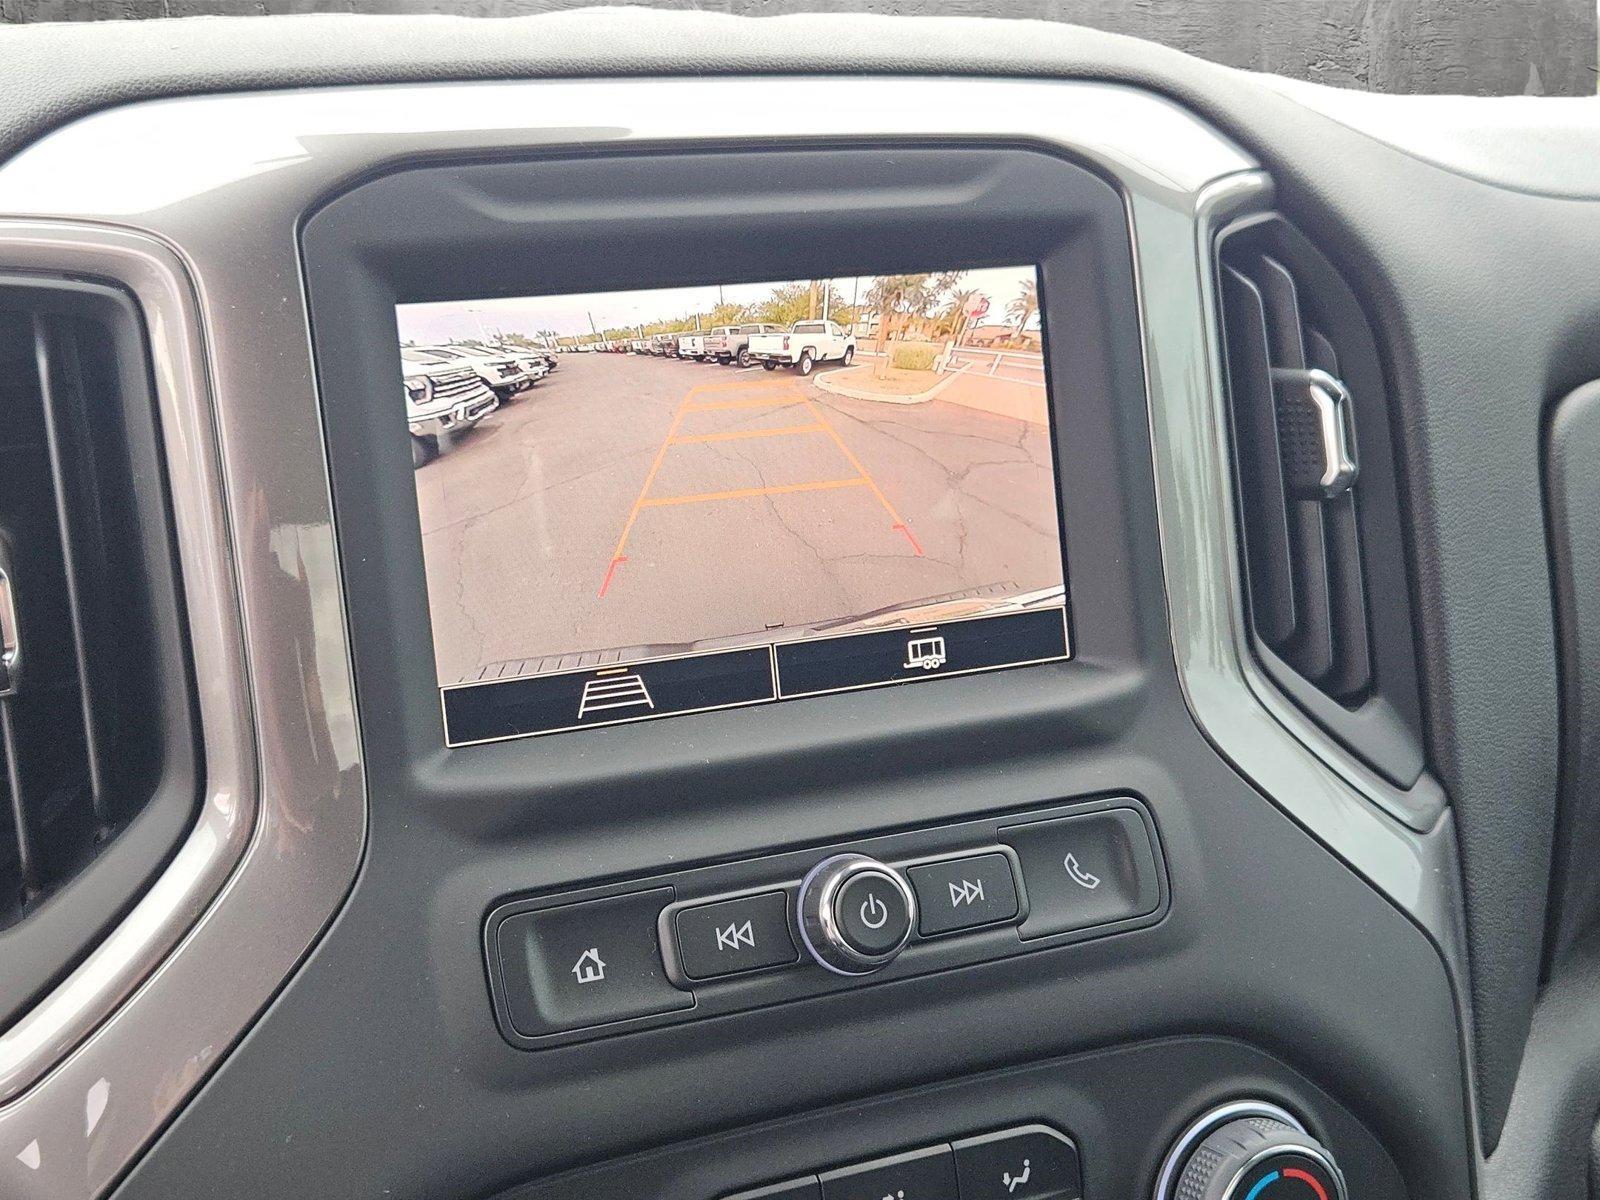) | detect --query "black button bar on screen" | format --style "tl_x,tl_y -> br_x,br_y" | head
443,646 -> 776,744
774,607 -> 1067,699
